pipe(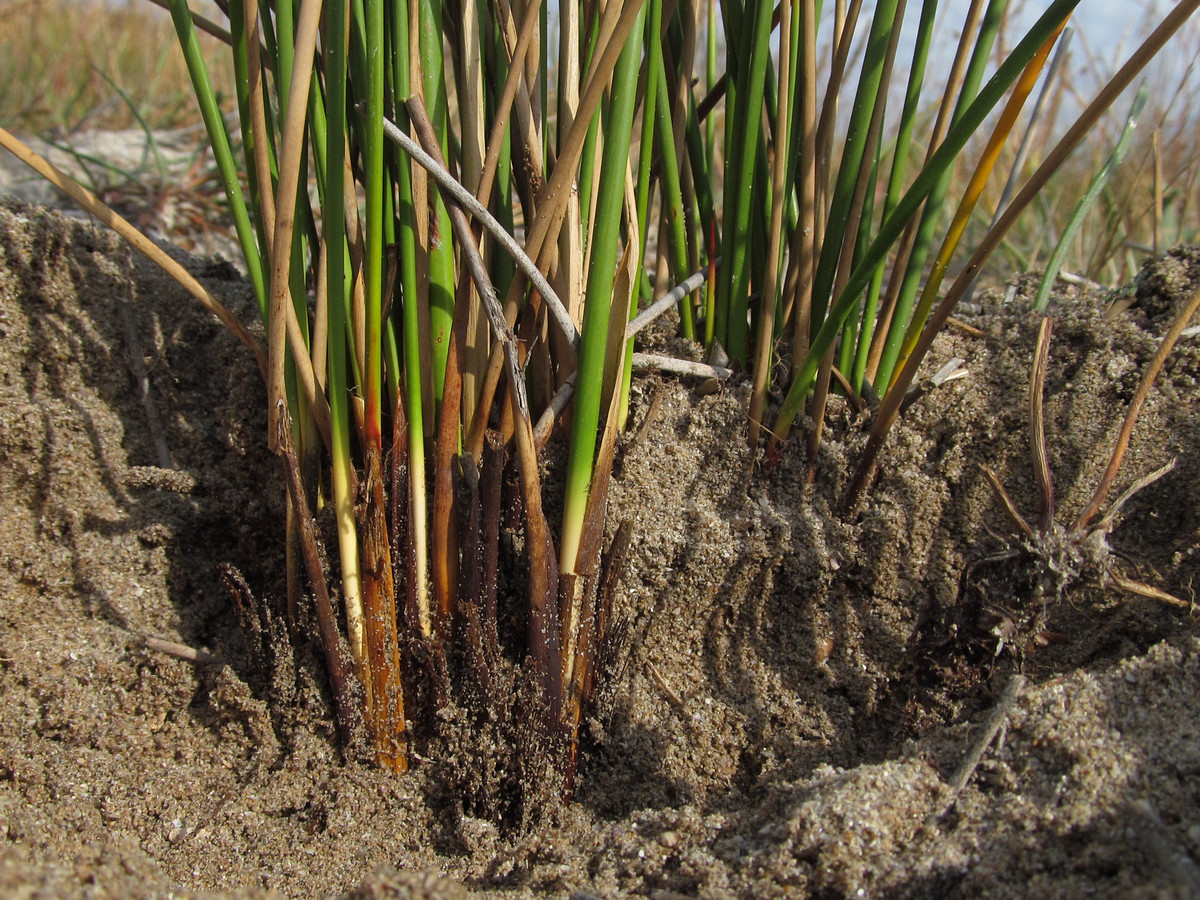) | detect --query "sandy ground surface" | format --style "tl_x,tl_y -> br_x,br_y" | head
0,200 -> 1198,898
